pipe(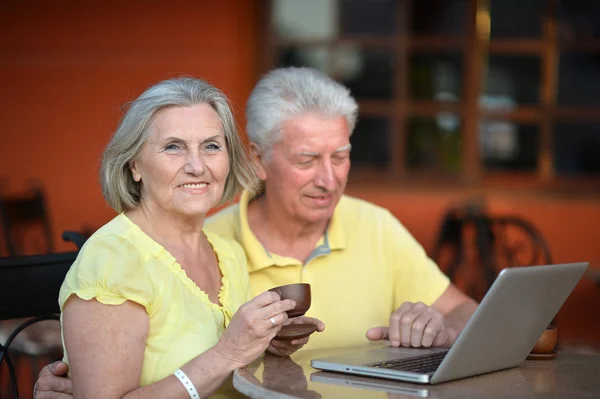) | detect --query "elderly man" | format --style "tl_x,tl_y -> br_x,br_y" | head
206,67 -> 477,352
35,67 -> 477,397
